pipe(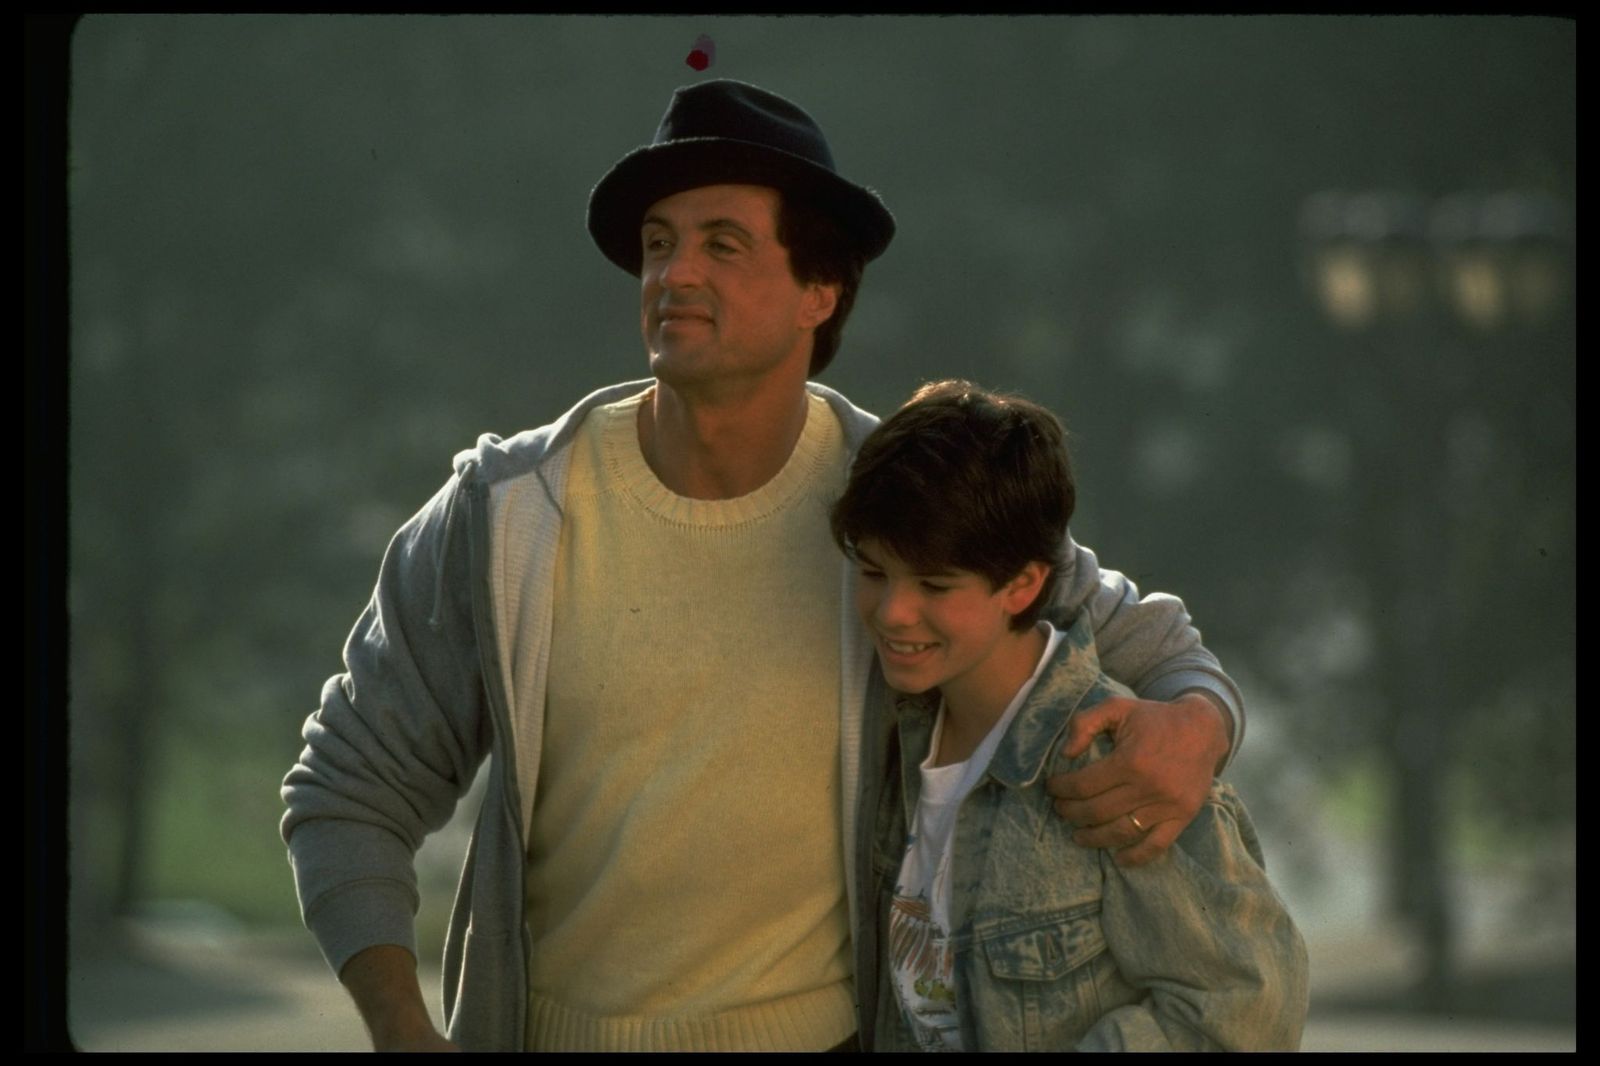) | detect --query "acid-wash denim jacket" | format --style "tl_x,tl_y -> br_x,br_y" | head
865,614 -> 1309,1052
